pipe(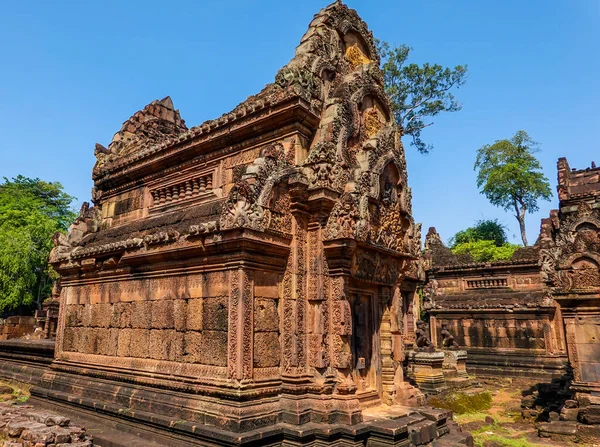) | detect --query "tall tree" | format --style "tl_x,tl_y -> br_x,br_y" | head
474,131 -> 552,246
0,176 -> 76,313
378,41 -> 468,154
